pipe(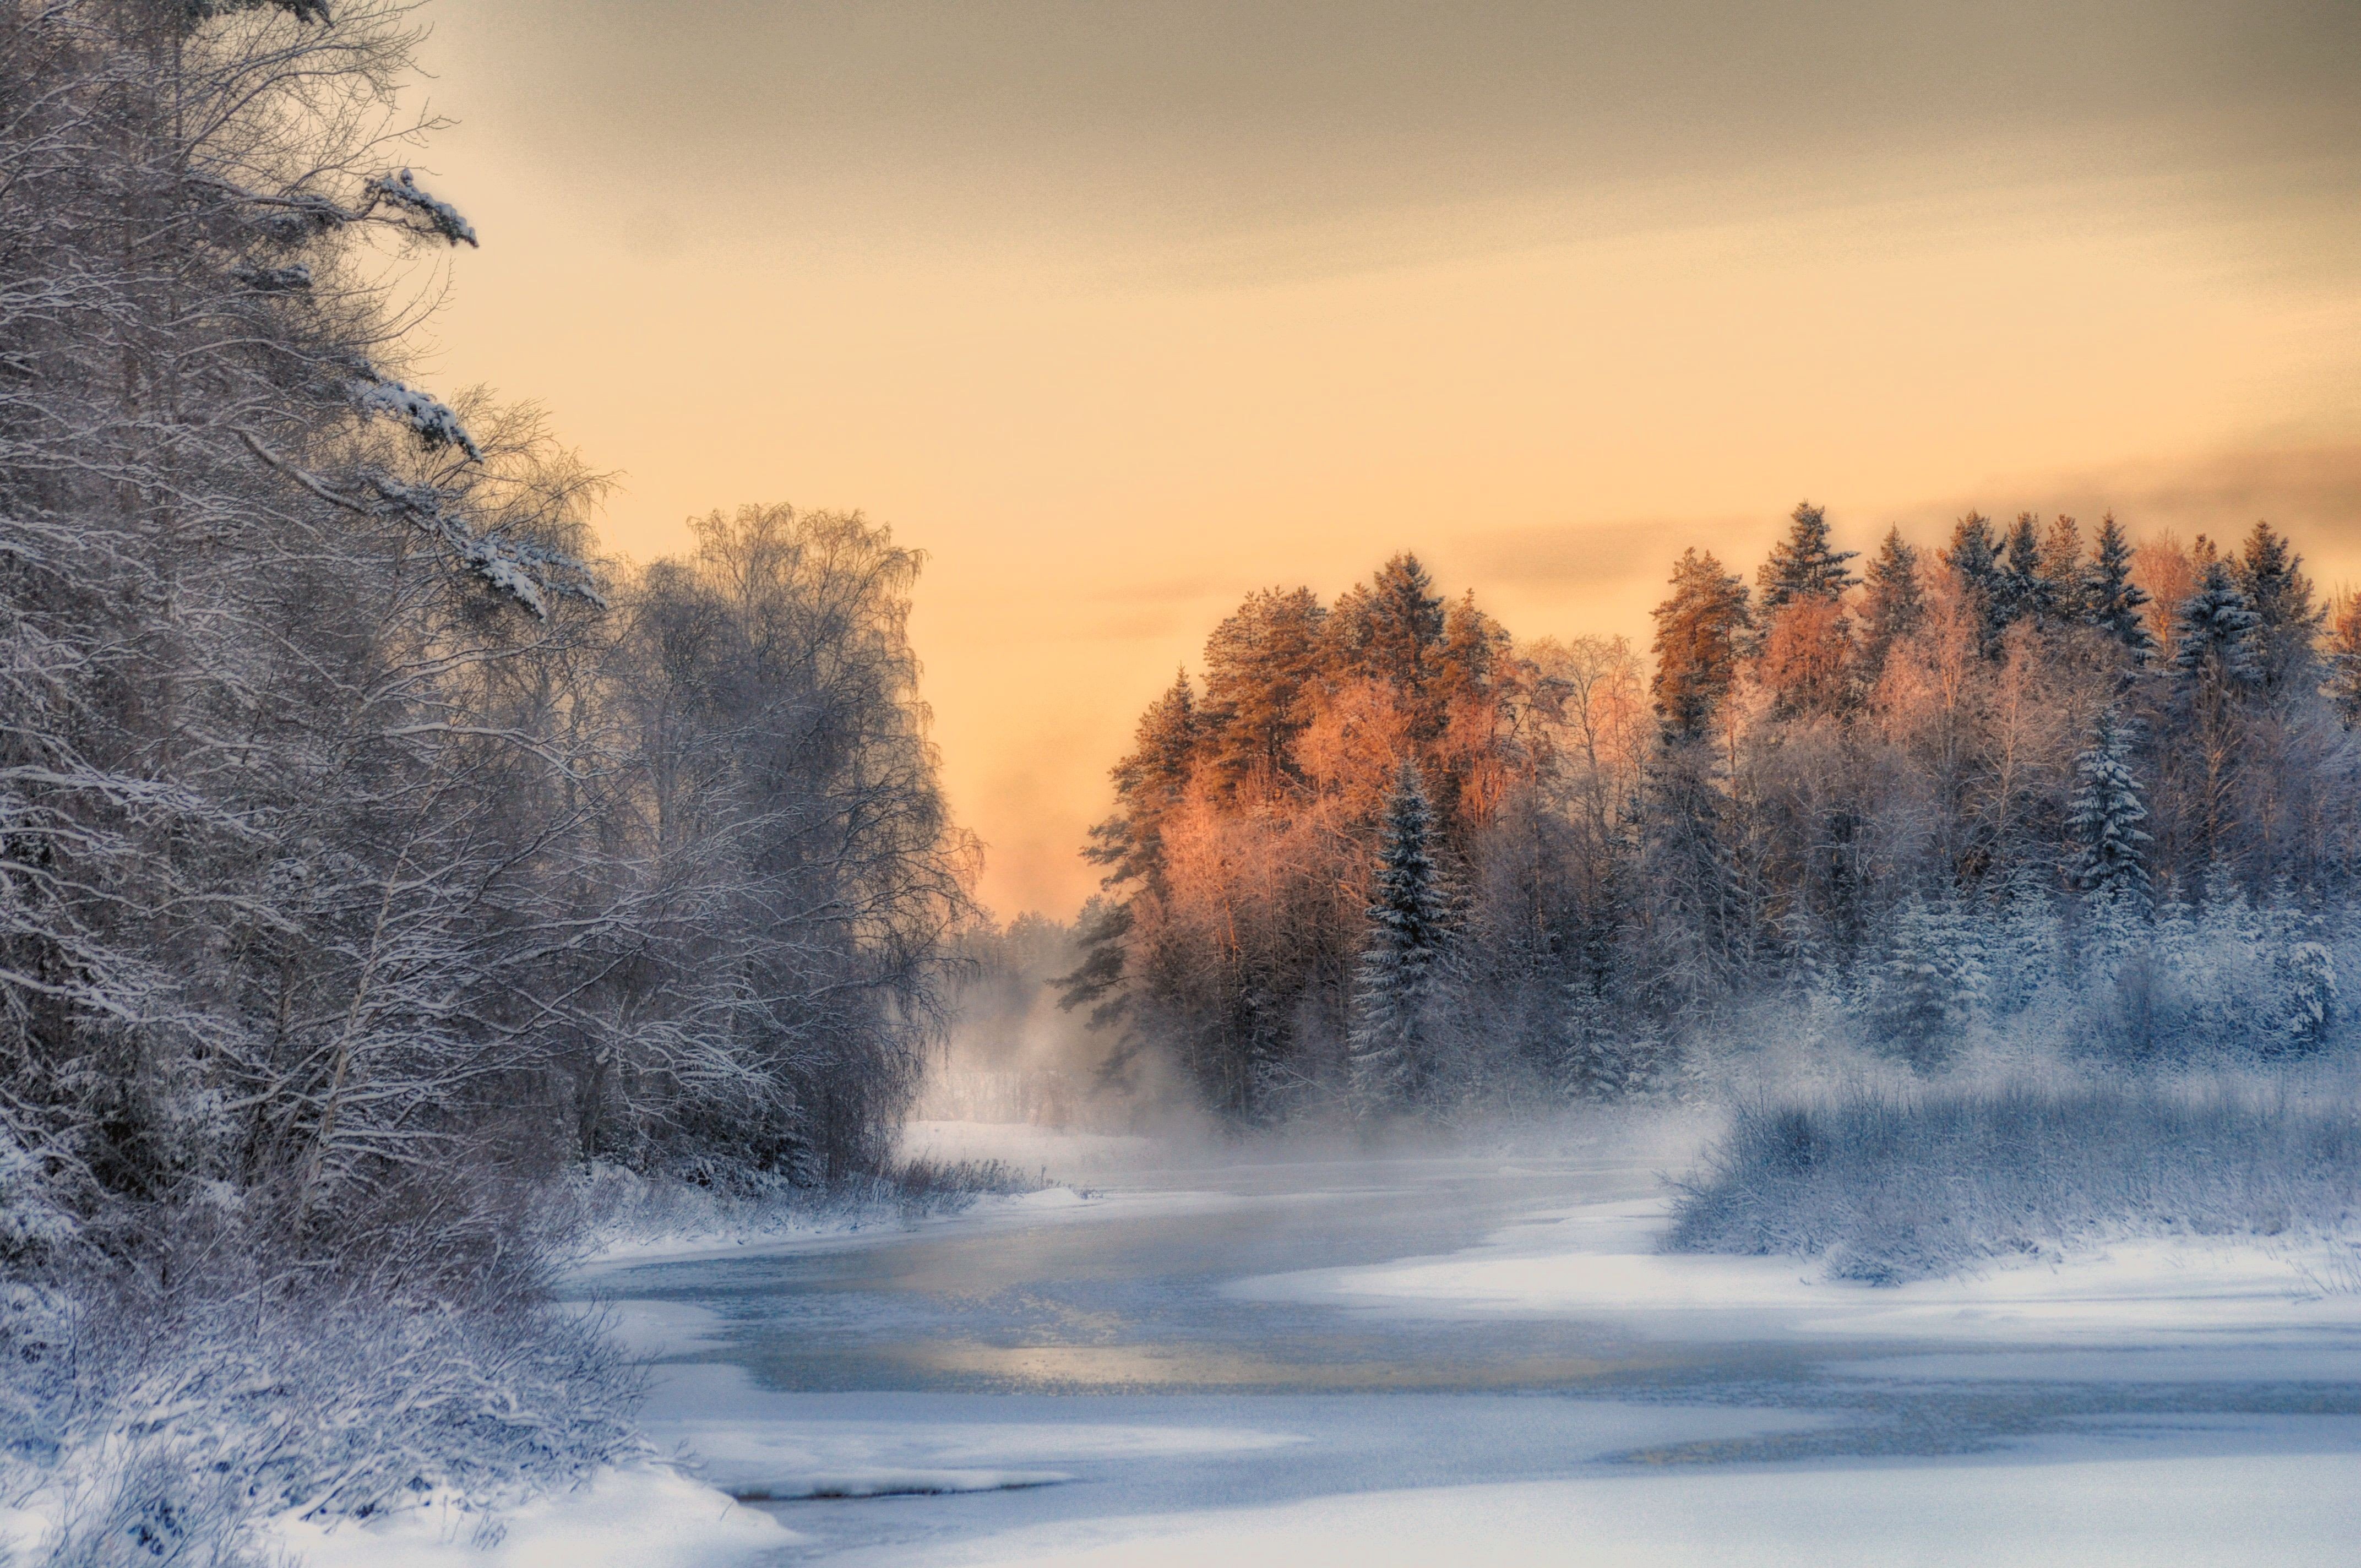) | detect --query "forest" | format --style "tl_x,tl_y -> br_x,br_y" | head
1062,507 -> 2361,1121
0,1 -> 973,1556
